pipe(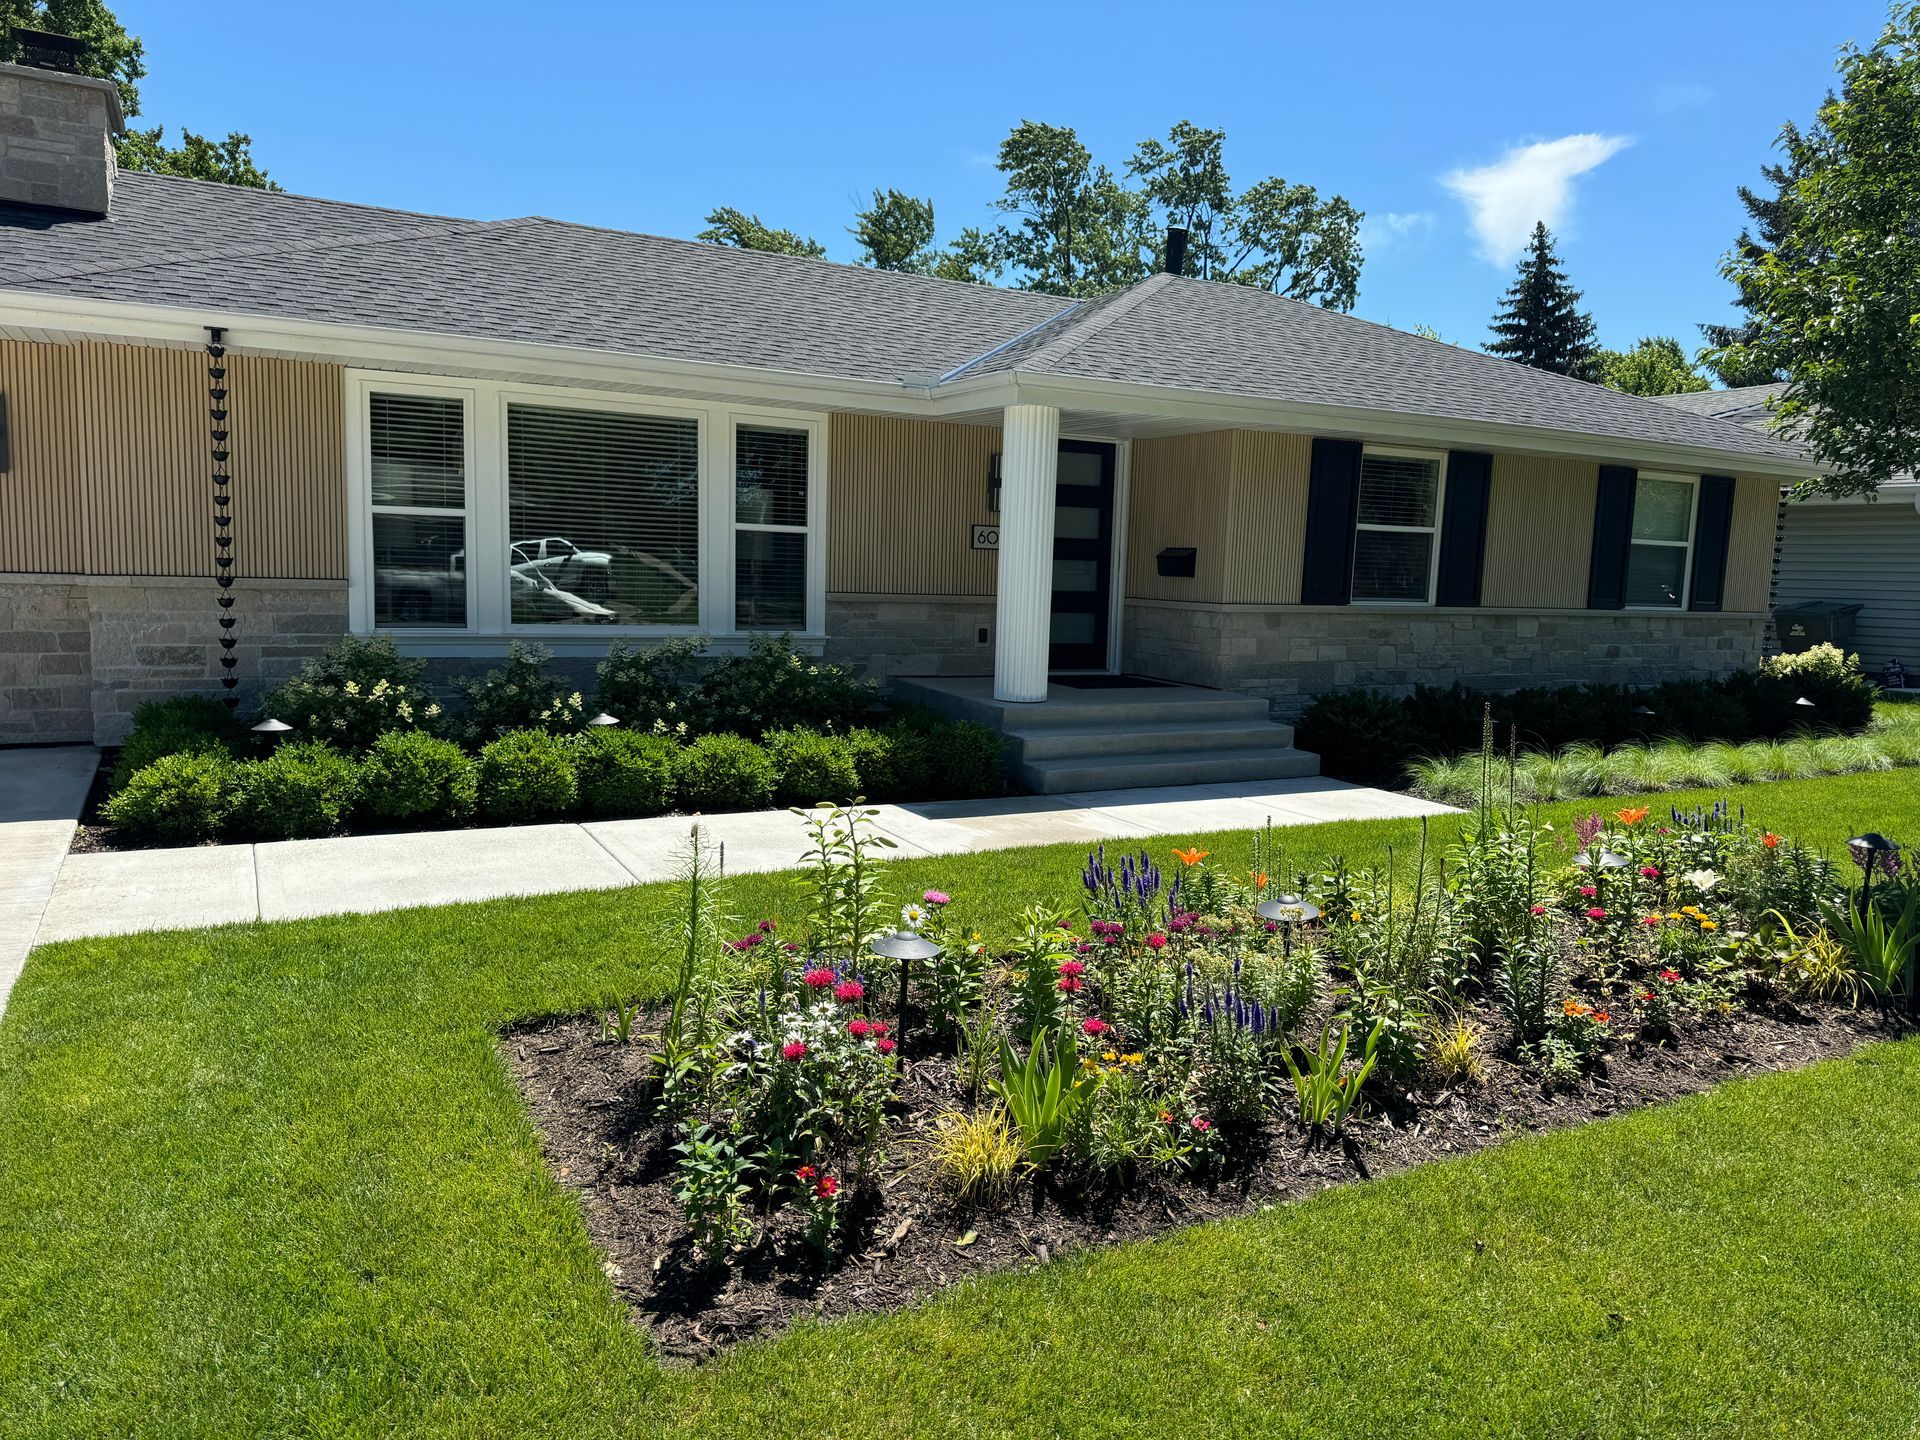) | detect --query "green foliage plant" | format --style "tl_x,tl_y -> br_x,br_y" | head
991,1033 -> 1099,1169
228,740 -> 361,840
474,731 -> 578,822
358,731 -> 477,821
1283,1019 -> 1382,1138
100,750 -> 234,842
